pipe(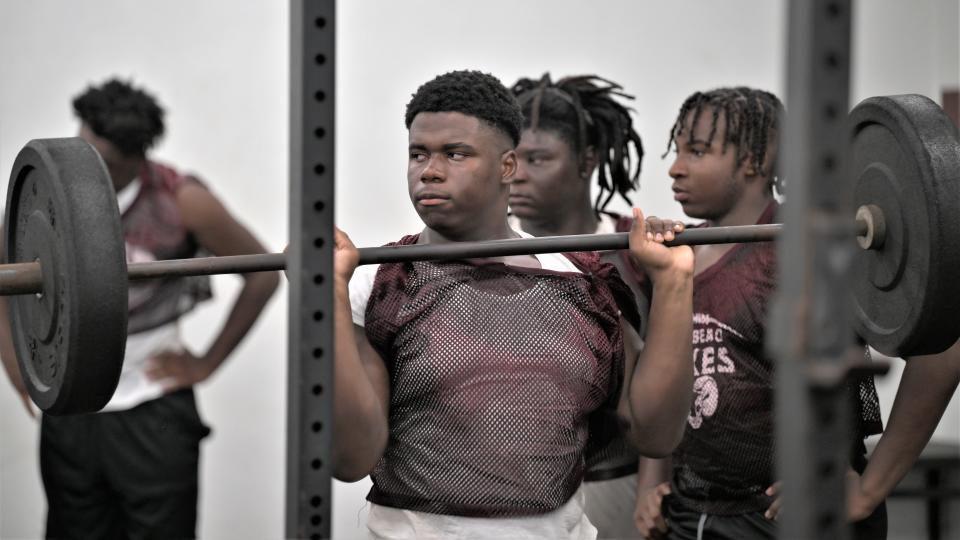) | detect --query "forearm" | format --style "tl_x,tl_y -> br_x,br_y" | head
201,271 -> 280,370
332,280 -> 388,481
859,350 -> 960,506
637,456 -> 671,490
628,275 -> 694,456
